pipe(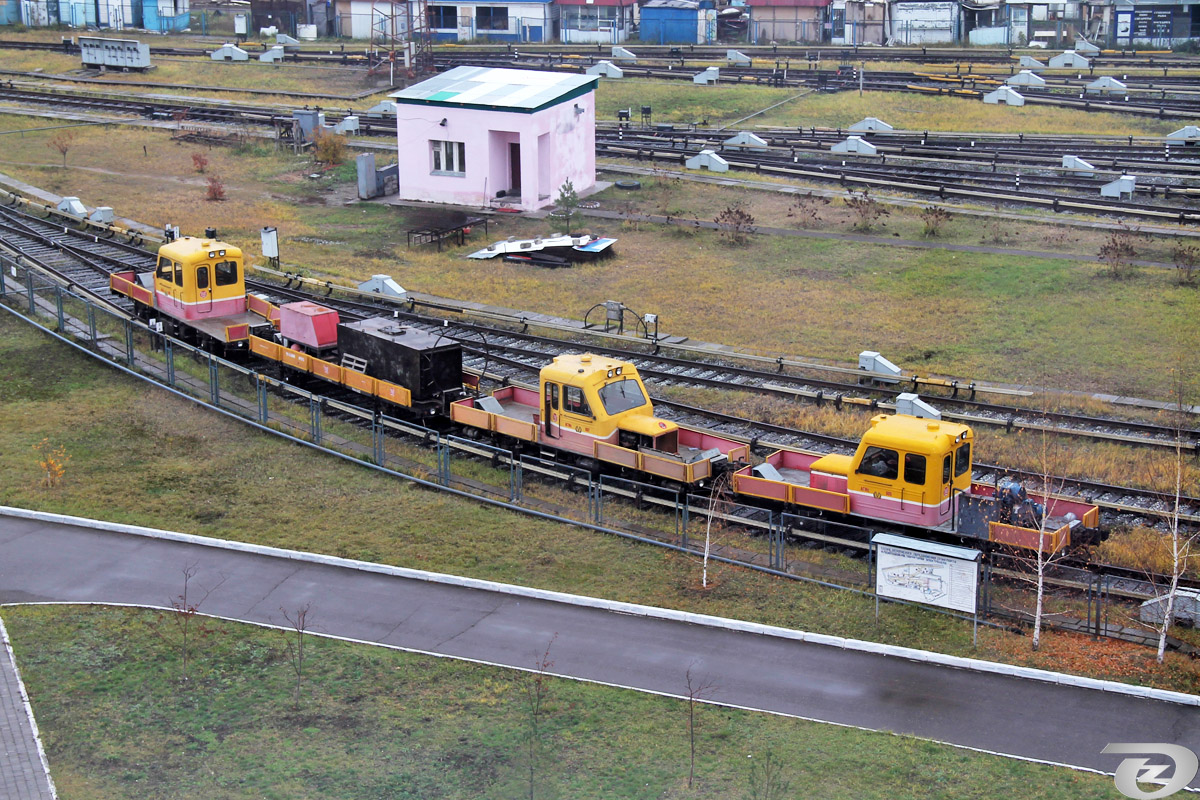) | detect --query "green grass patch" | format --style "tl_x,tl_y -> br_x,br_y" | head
3,605 -> 1119,800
